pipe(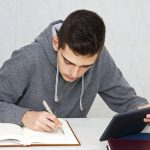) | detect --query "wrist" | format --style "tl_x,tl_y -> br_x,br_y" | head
21,110 -> 32,126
